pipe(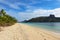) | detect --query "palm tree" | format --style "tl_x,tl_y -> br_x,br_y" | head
0,9 -> 17,26
0,9 -> 6,16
